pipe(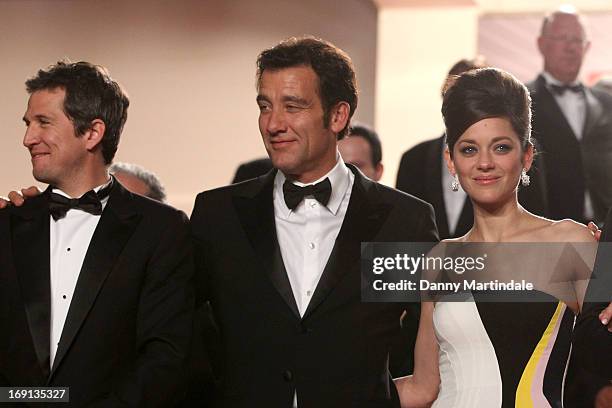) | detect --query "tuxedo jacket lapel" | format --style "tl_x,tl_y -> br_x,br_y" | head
233,171 -> 300,319
427,136 -> 450,238
534,75 -> 578,140
11,194 -> 51,380
583,89 -> 603,141
49,183 -> 140,378
303,166 -> 392,319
